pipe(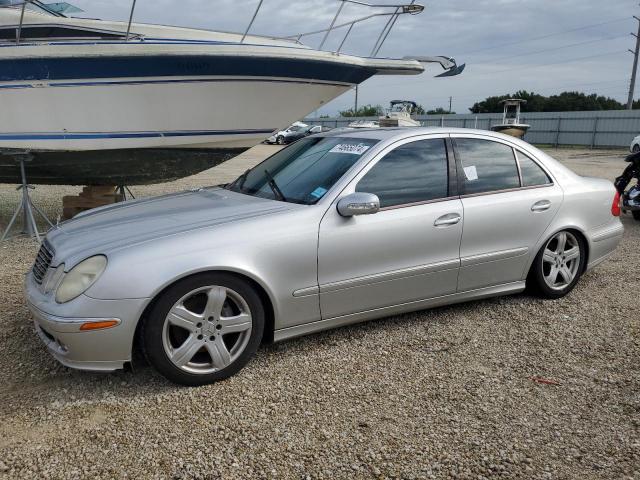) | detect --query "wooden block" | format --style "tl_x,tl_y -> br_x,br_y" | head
86,186 -> 118,196
62,185 -> 124,219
